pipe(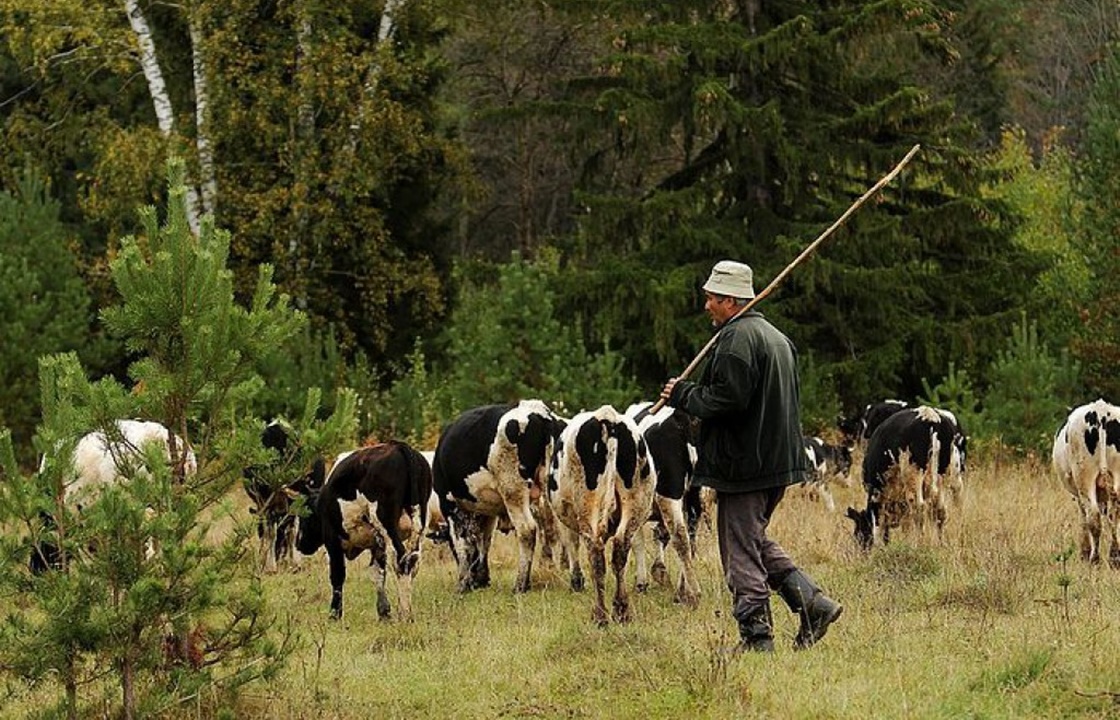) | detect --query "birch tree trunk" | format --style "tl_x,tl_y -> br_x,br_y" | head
346,0 -> 403,153
189,10 -> 217,217
123,0 -> 202,234
292,10 -> 316,259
